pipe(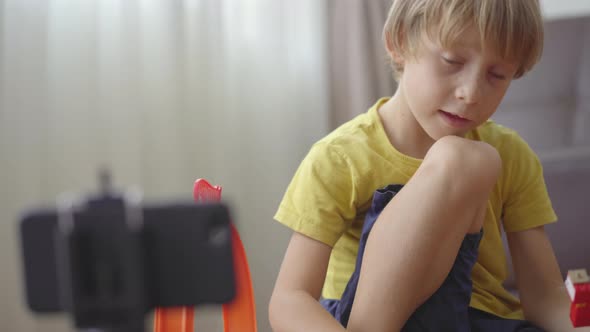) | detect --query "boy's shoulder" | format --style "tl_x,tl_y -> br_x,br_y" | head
313,107 -> 384,155
474,120 -> 538,164
473,120 -> 529,150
